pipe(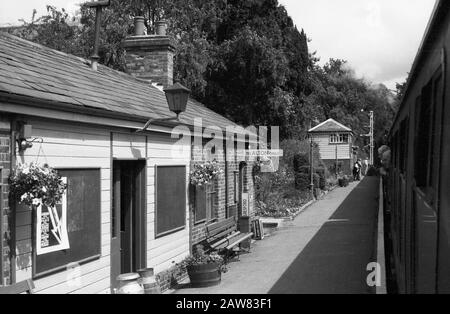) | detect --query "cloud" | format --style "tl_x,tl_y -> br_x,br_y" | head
279,0 -> 436,89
